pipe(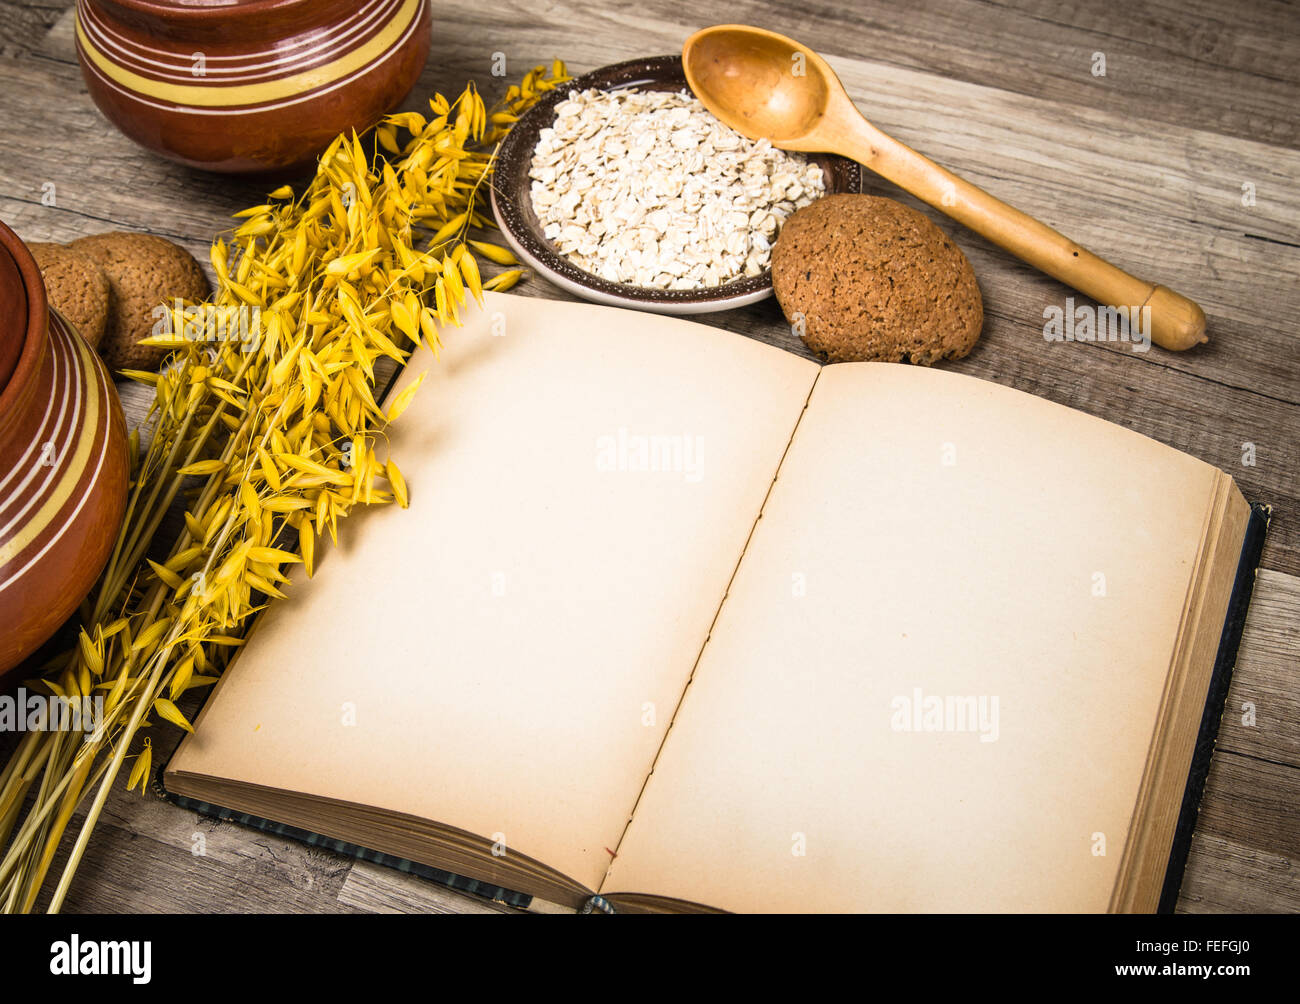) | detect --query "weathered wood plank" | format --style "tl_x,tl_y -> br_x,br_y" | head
337,860 -> 513,915
1199,752 -> 1300,861
1216,570 -> 1300,769
1177,749 -> 1300,913
1,0 -> 1297,915
355,0 -> 1300,150
40,814 -> 364,914
0,0 -> 63,59
1178,833 -> 1300,914
712,0 -> 1300,148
